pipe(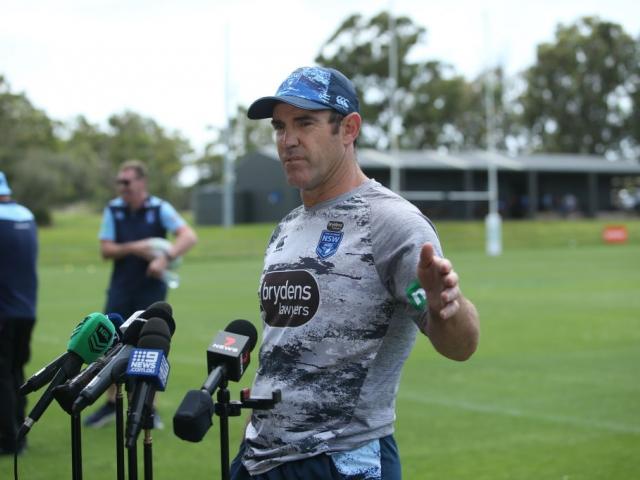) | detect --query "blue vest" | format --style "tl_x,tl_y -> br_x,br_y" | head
108,198 -> 167,294
0,201 -> 38,320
